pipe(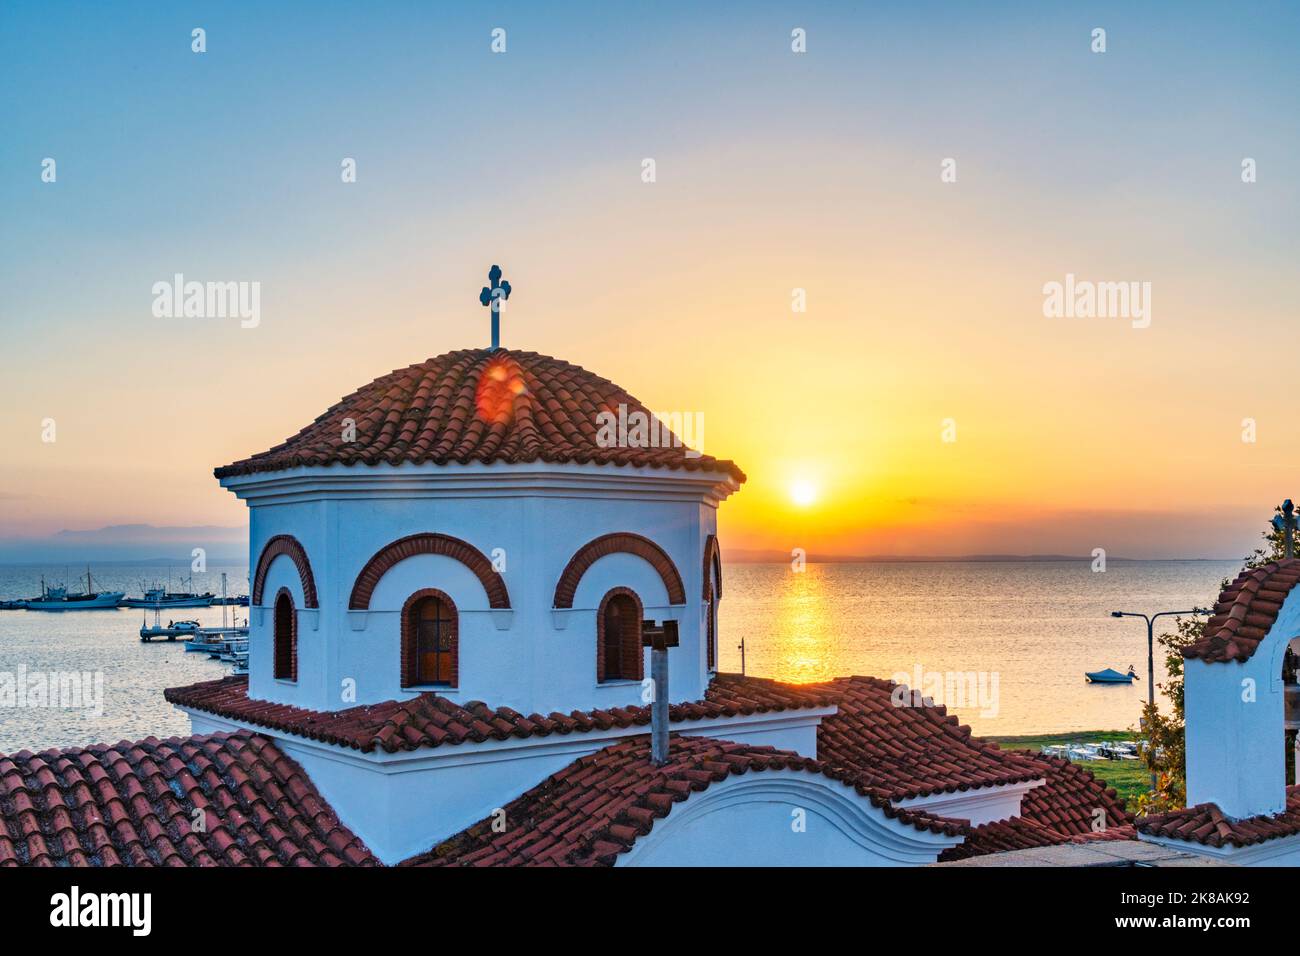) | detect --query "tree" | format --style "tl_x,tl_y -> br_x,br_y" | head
1132,508 -> 1293,814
